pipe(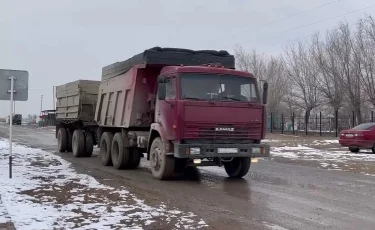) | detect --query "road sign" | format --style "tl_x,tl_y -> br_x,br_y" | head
0,69 -> 29,179
0,69 -> 29,101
